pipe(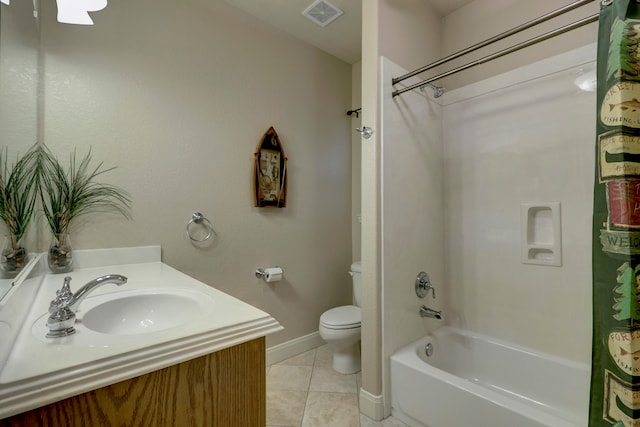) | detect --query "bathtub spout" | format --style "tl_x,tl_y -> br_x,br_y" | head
420,305 -> 442,320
